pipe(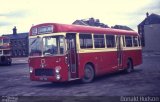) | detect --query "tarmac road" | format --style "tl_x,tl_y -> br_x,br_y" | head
0,55 -> 160,96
